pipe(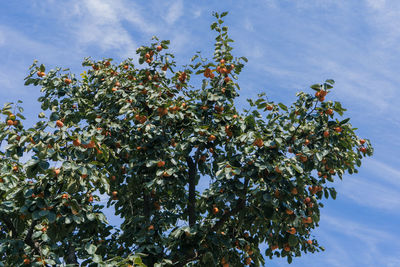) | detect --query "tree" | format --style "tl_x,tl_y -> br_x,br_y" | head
0,12 -> 372,266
